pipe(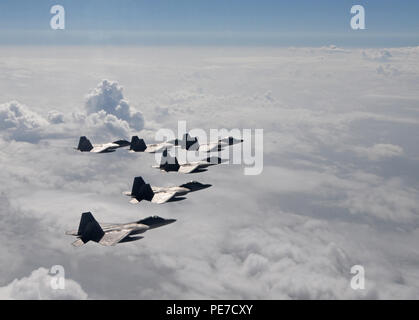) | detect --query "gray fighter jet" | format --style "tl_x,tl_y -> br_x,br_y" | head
123,176 -> 212,204
75,136 -> 130,153
152,149 -> 226,174
129,136 -> 173,153
65,212 -> 176,247
172,133 -> 243,153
